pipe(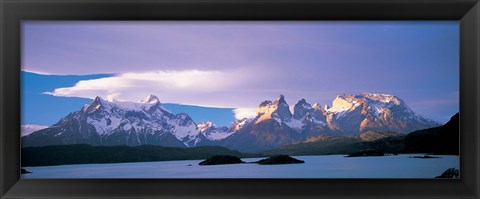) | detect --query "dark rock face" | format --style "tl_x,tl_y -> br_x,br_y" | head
404,113 -> 459,155
275,95 -> 293,120
21,168 -> 31,174
198,155 -> 245,165
300,113 -> 332,139
221,120 -> 302,152
255,155 -> 305,165
293,99 -> 312,120
346,149 -> 384,157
